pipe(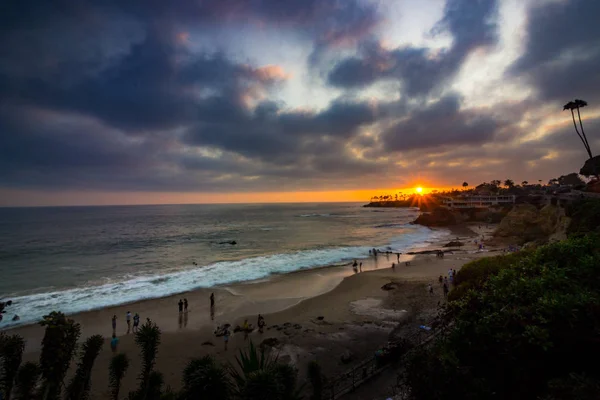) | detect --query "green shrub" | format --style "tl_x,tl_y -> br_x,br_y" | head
449,251 -> 529,301
406,235 -> 600,399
